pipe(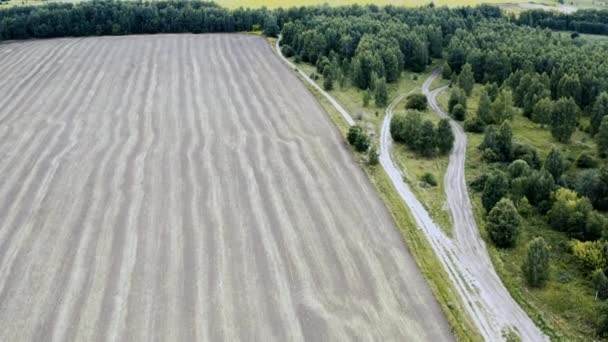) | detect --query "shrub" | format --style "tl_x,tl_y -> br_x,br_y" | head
405,93 -> 428,111
507,159 -> 530,179
281,44 -> 294,57
367,145 -> 379,165
464,117 -> 484,133
593,269 -> 608,300
482,171 -> 509,212
487,198 -> 521,248
512,143 -> 541,169
421,172 -> 438,187
571,240 -> 607,272
576,152 -> 598,168
452,103 -> 466,121
522,237 -> 550,287
347,125 -> 370,152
